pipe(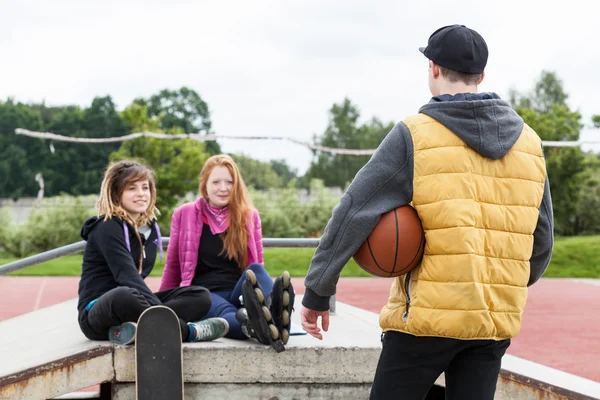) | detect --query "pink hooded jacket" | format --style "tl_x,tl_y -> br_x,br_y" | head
159,198 -> 264,291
